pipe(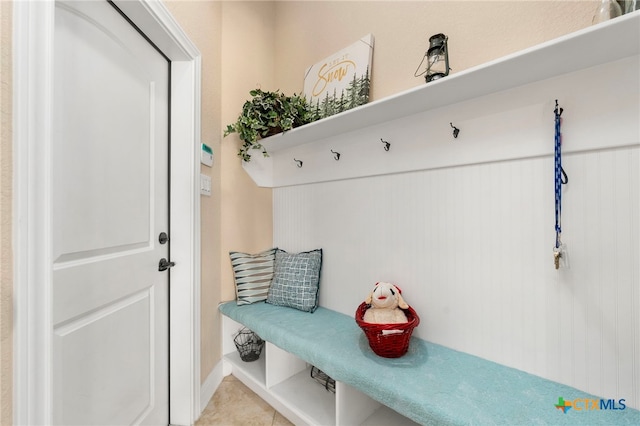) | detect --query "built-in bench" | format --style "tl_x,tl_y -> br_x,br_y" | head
219,301 -> 640,425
